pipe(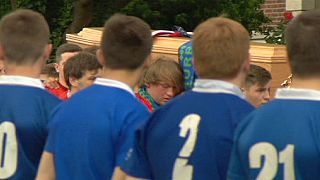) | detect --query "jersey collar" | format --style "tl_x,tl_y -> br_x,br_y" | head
0,75 -> 44,89
275,88 -> 320,101
94,78 -> 134,96
192,79 -> 245,99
